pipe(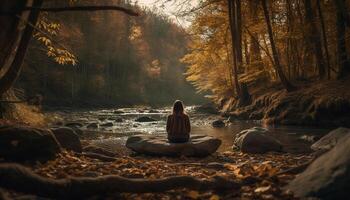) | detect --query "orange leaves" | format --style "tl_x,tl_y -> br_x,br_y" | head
31,150 -> 311,199
34,13 -> 78,66
187,190 -> 200,199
